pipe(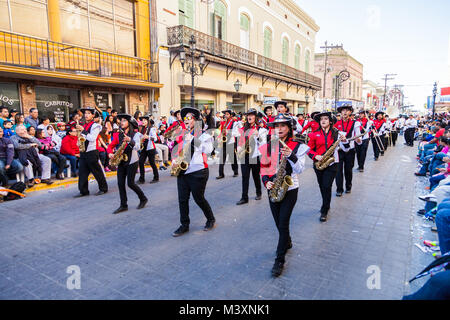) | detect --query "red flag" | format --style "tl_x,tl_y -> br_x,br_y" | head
441,87 -> 450,96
